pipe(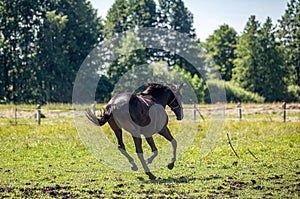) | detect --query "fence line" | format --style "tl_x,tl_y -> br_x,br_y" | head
0,103 -> 299,125
0,105 -> 74,125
